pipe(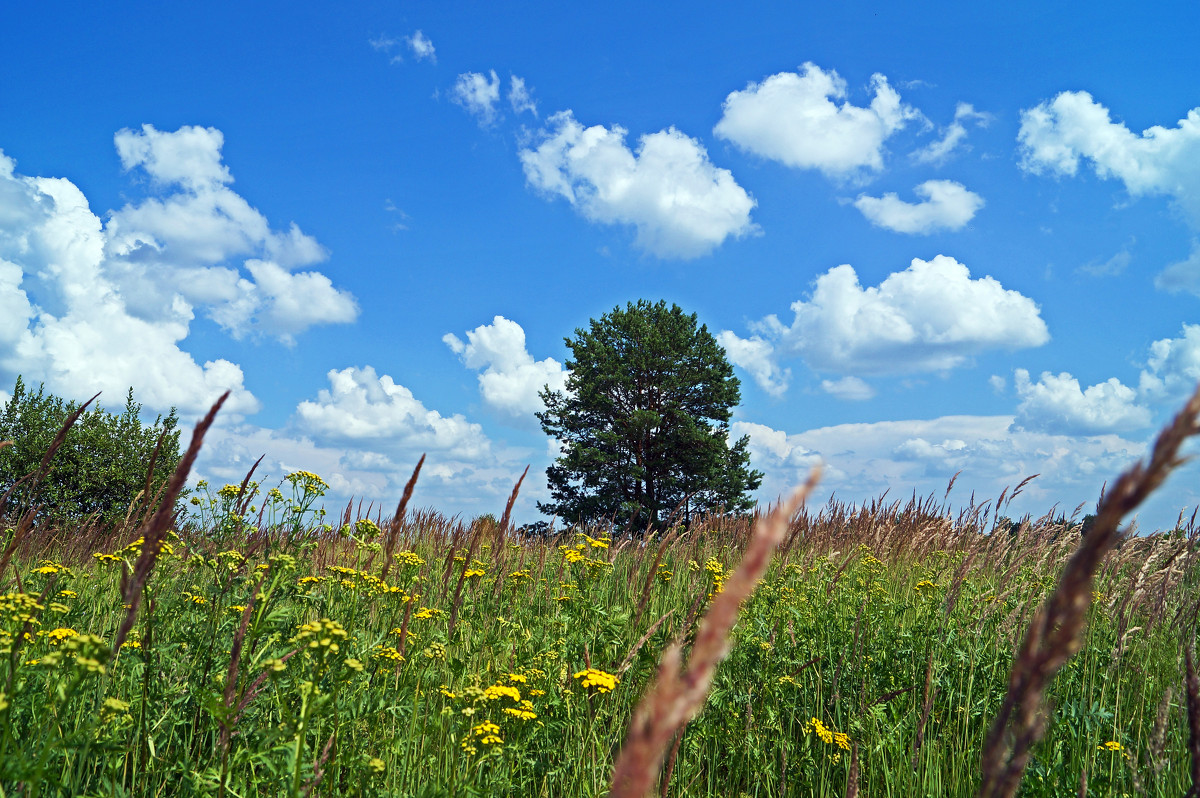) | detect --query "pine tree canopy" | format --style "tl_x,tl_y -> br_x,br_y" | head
536,299 -> 762,531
